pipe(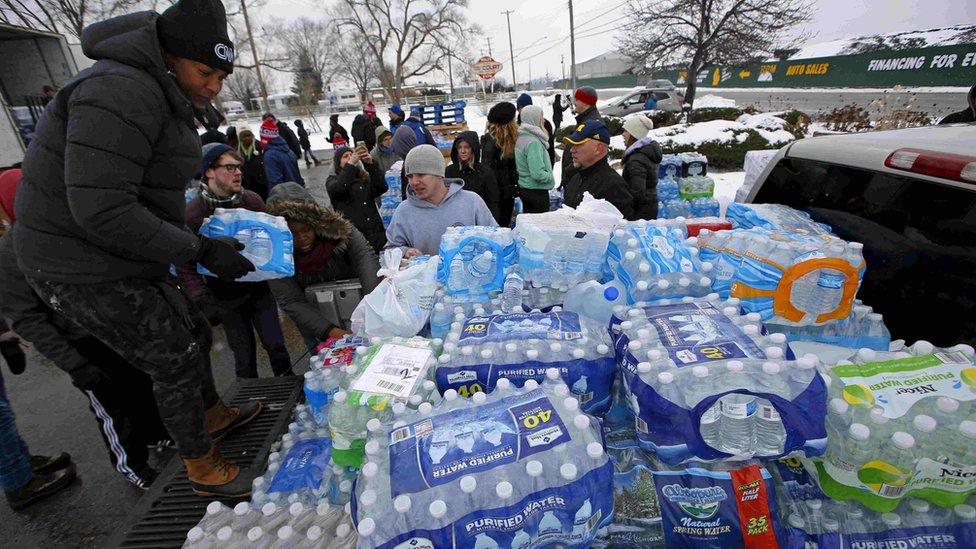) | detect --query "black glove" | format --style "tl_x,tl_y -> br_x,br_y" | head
0,337 -> 26,375
196,236 -> 255,280
69,363 -> 110,391
195,295 -> 224,327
